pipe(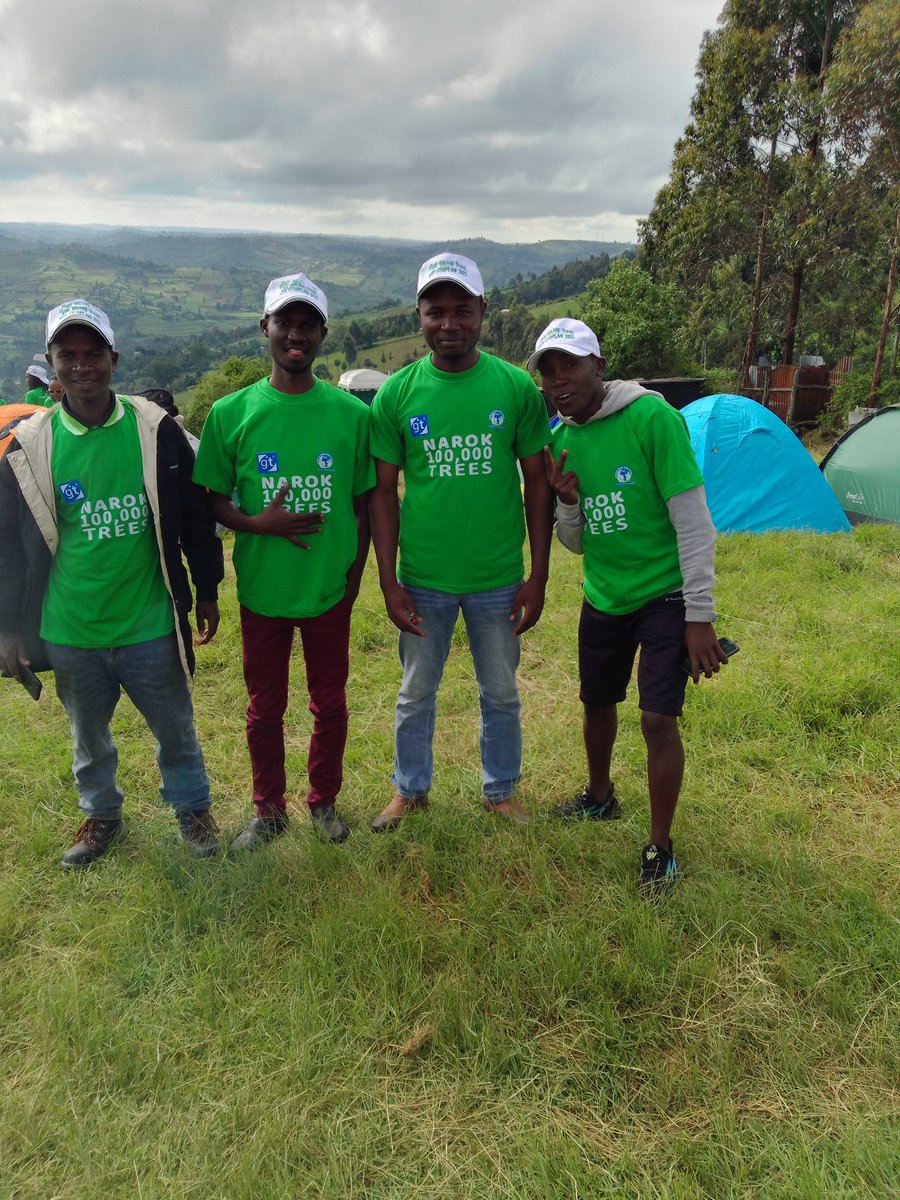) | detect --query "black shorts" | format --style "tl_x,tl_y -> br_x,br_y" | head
578,592 -> 688,716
